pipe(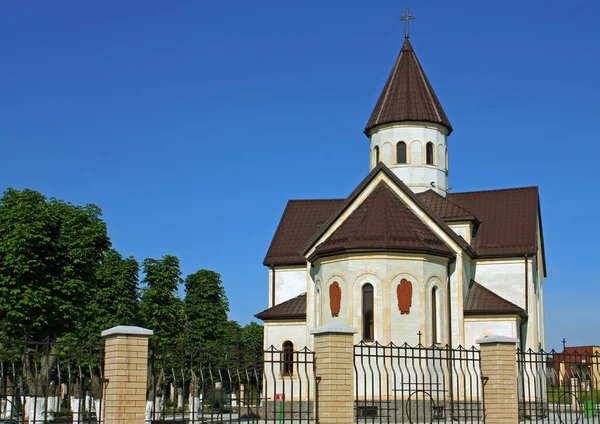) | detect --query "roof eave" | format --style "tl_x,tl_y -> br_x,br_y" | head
254,313 -> 307,322
464,310 -> 528,320
308,246 -> 455,263
365,119 -> 453,137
